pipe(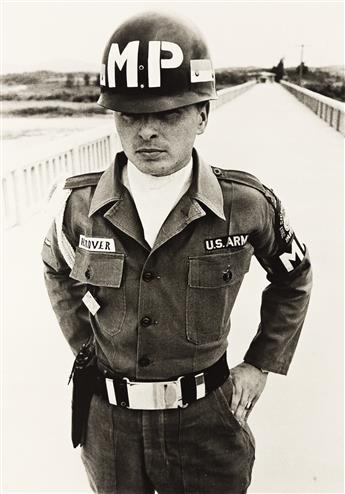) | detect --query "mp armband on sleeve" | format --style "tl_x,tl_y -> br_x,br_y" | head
270,196 -> 306,276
